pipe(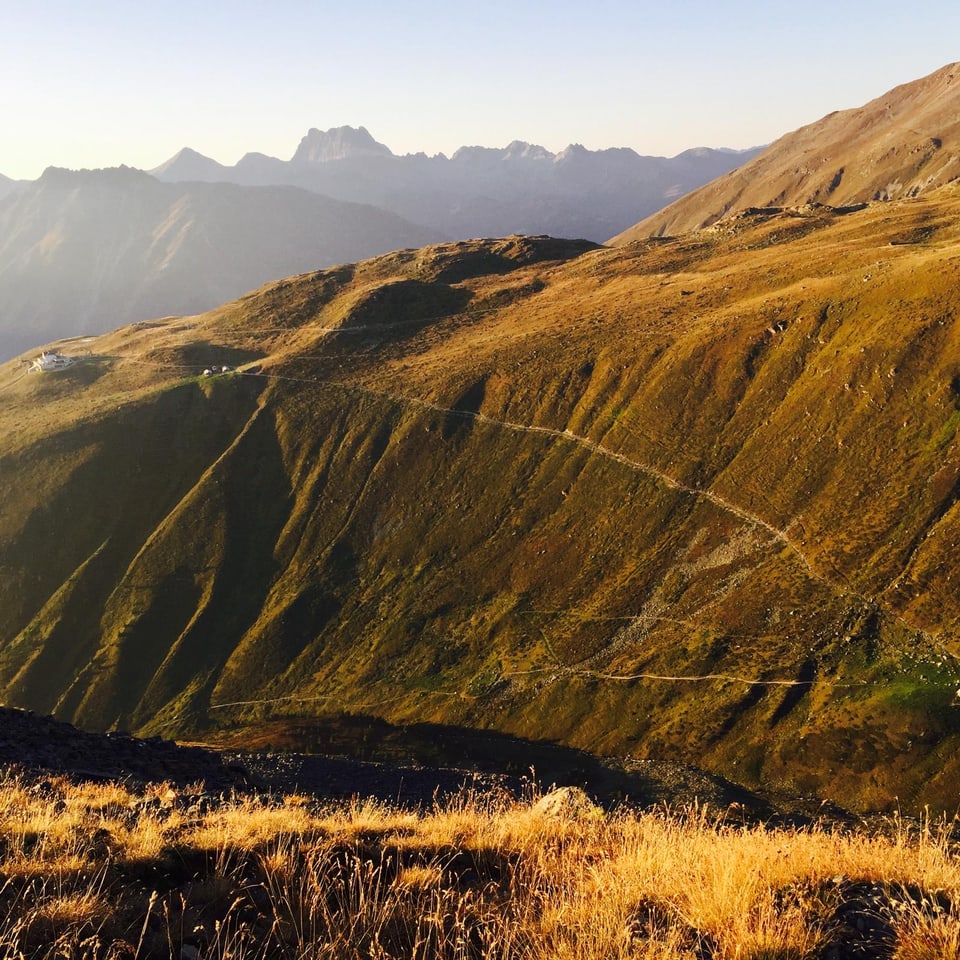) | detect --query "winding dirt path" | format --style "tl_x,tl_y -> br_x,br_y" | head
362,387 -> 940,652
